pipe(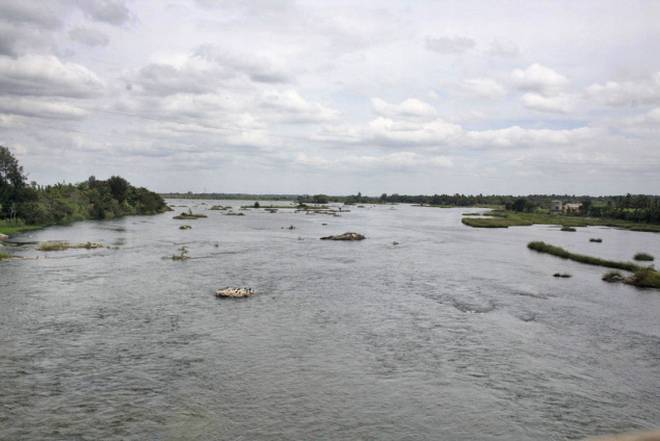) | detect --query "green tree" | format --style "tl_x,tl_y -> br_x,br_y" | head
107,176 -> 129,203
0,146 -> 27,218
312,194 -> 329,204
